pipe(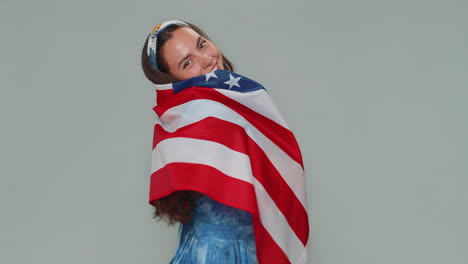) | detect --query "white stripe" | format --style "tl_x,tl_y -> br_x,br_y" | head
151,137 -> 254,184
153,83 -> 173,90
157,99 -> 307,209
216,89 -> 290,129
254,179 -> 308,264
151,137 -> 306,263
